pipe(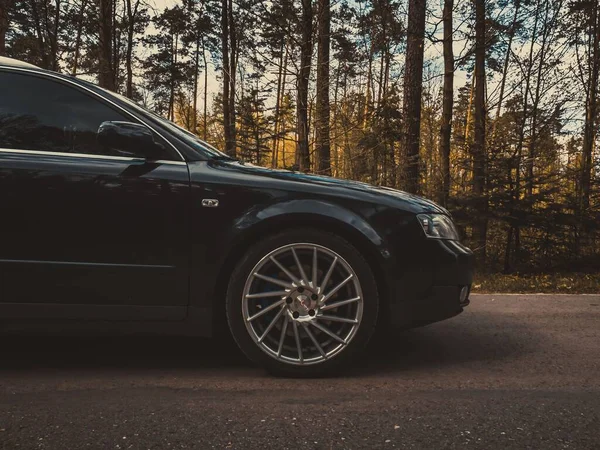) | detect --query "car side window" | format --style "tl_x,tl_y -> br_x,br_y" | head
0,71 -> 154,158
